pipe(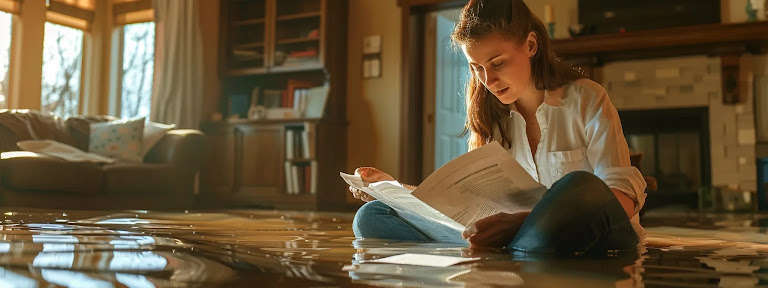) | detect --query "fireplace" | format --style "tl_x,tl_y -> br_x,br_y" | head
619,107 -> 710,209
